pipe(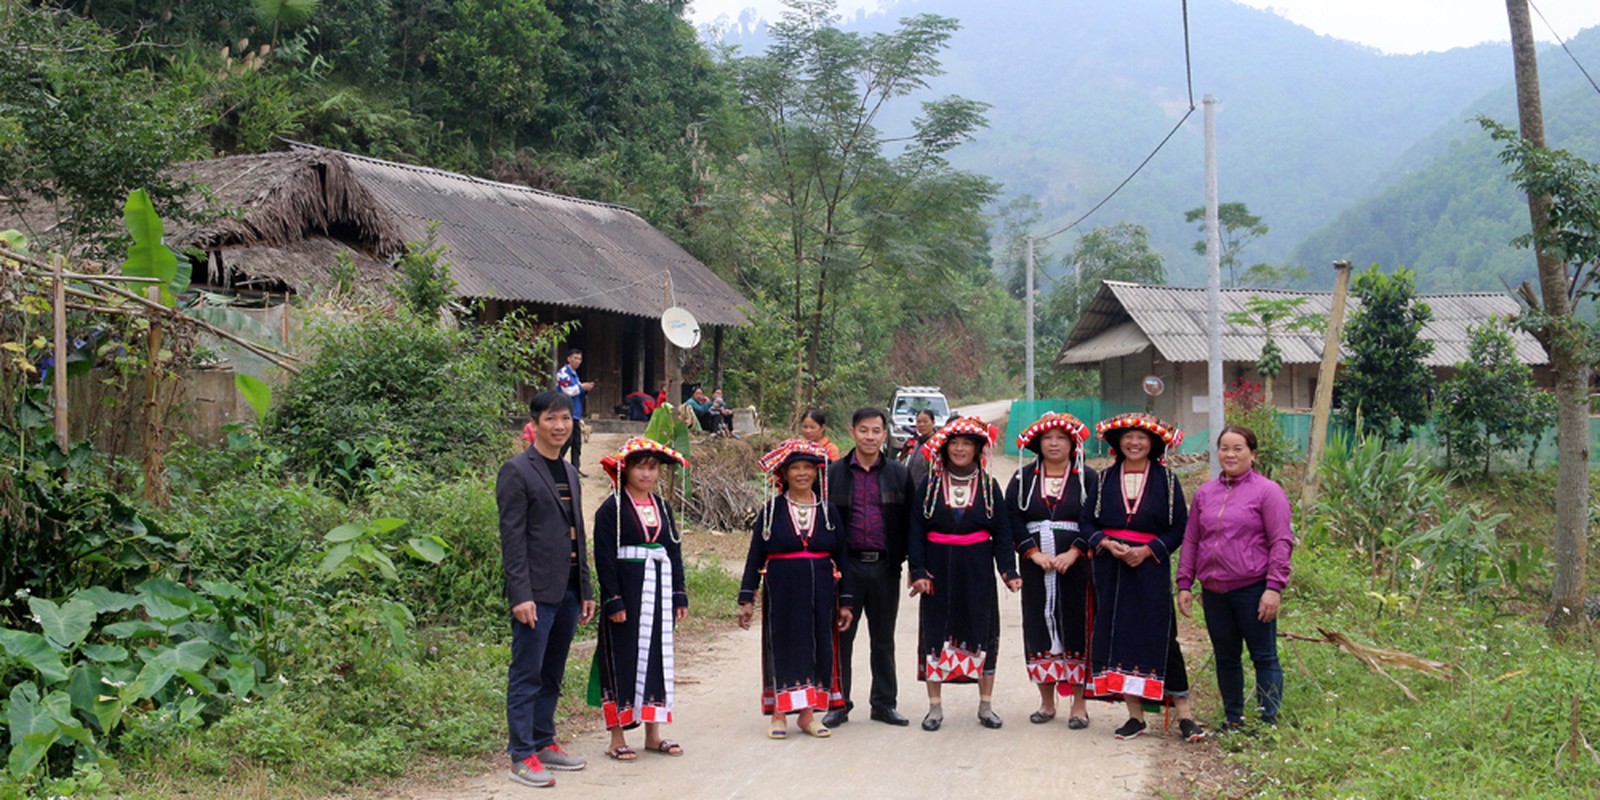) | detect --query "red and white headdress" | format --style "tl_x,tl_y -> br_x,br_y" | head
1095,412 -> 1184,462
921,416 -> 998,519
601,436 -> 688,488
758,438 -> 831,487
1016,412 -> 1089,512
757,438 -> 832,540
1016,412 -> 1089,455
